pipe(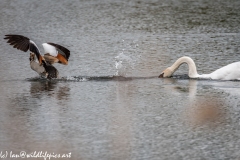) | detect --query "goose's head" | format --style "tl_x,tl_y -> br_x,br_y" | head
159,67 -> 174,78
29,52 -> 35,61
